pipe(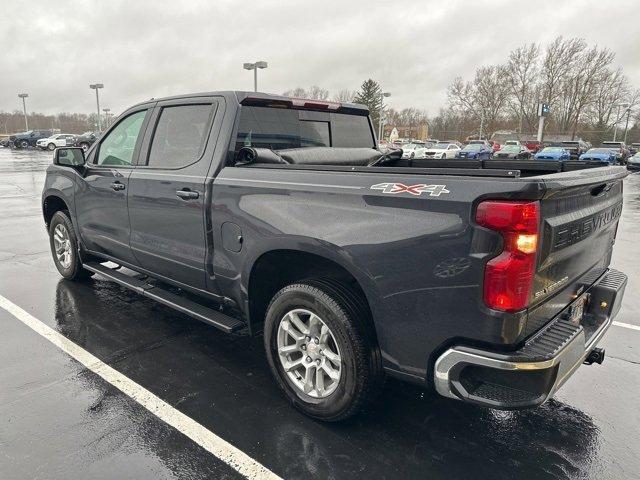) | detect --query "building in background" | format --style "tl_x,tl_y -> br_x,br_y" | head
382,123 -> 428,142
